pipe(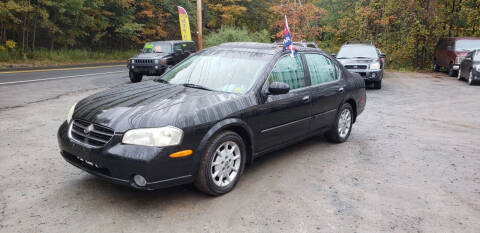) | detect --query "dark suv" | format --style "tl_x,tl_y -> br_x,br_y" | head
335,43 -> 385,89
127,41 -> 196,83
434,37 -> 480,76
